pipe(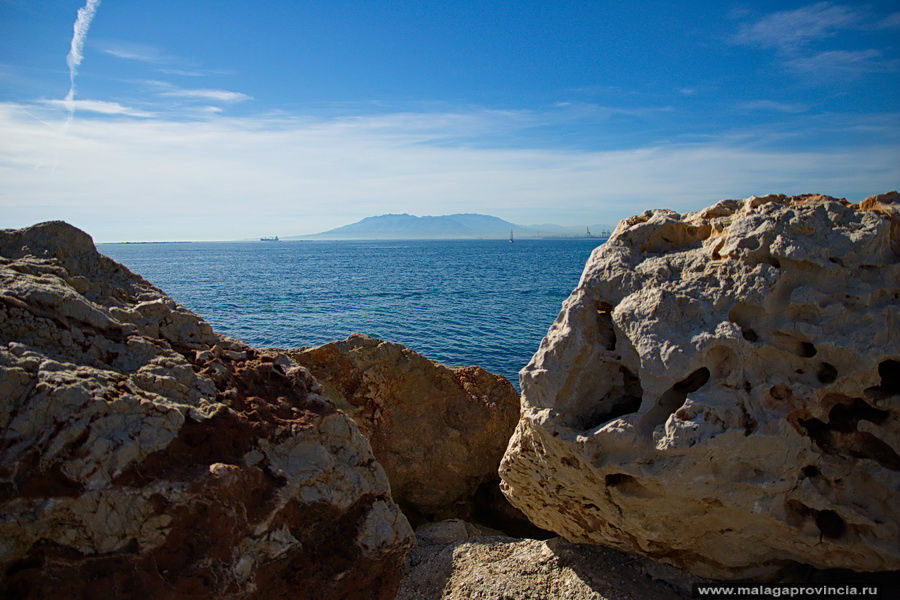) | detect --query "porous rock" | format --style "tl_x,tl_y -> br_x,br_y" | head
500,193 -> 900,579
289,334 -> 521,525
0,221 -> 413,599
